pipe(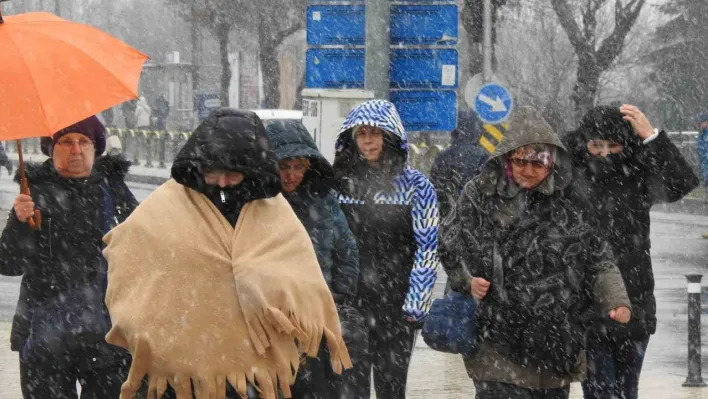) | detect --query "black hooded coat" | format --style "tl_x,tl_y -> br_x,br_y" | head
563,106 -> 699,339
265,120 -> 359,300
430,108 -> 489,218
170,108 -> 281,226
